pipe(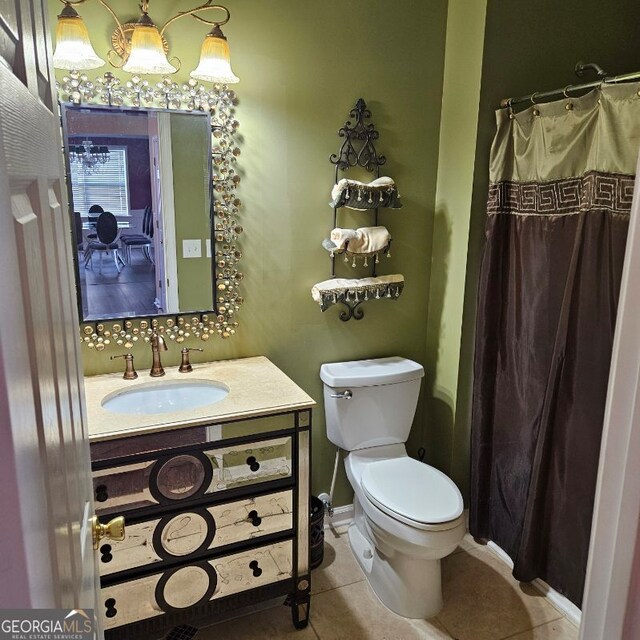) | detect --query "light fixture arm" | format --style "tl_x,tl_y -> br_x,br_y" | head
97,0 -> 127,68
160,2 -> 230,36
